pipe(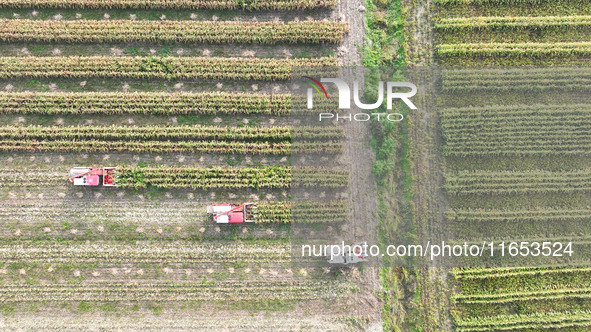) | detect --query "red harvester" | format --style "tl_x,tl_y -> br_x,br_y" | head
207,203 -> 257,223
69,167 -> 117,187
